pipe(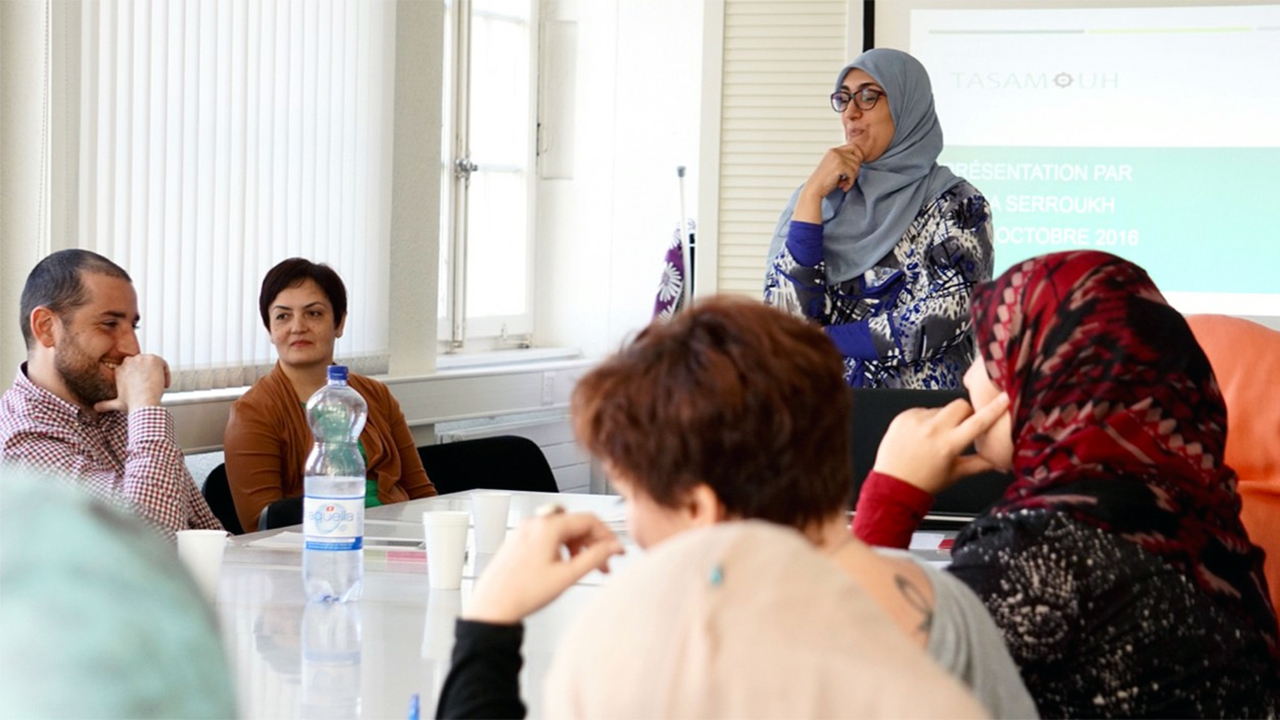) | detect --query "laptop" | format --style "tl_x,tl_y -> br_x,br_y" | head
848,387 -> 1013,530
